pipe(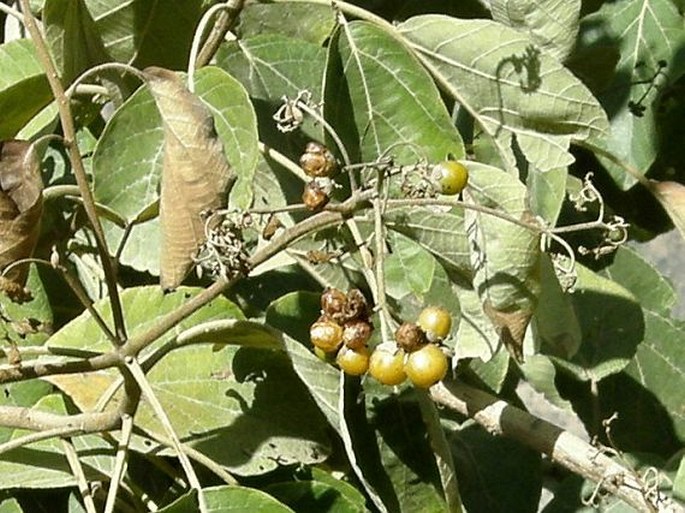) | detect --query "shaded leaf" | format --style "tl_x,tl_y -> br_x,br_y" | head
553,263 -> 644,381
399,15 -> 609,173
526,165 -> 568,225
519,354 -> 574,410
44,0 -> 110,85
265,291 -> 342,431
450,423 -> 542,513
85,0 -> 213,69
324,21 -> 464,165
582,0 -> 685,188
0,141 -> 43,294
266,481 -> 364,513
534,255 -> 582,359
0,39 -> 52,140
490,0 -> 581,62
452,284 -> 501,363
145,66 -> 235,289
649,180 -> 685,242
